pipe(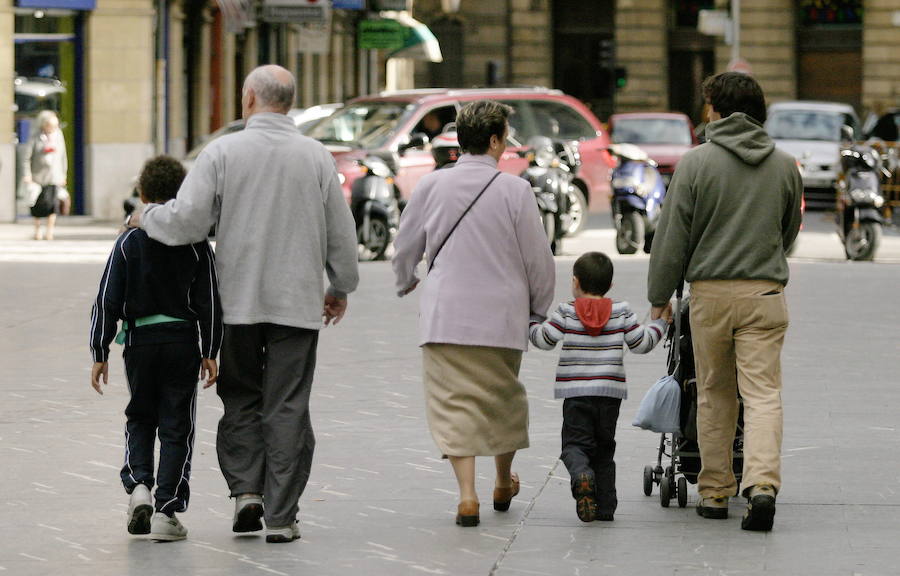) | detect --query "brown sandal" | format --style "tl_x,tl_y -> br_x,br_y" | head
493,472 -> 520,511
456,499 -> 480,527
